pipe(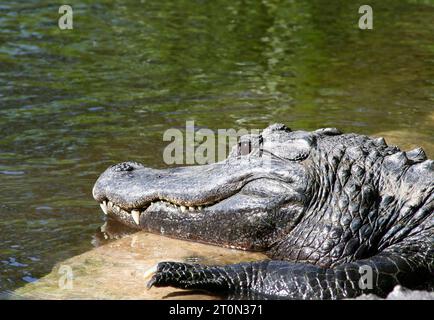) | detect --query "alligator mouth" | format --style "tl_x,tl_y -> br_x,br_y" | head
93,152 -> 307,236
99,198 -> 219,225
